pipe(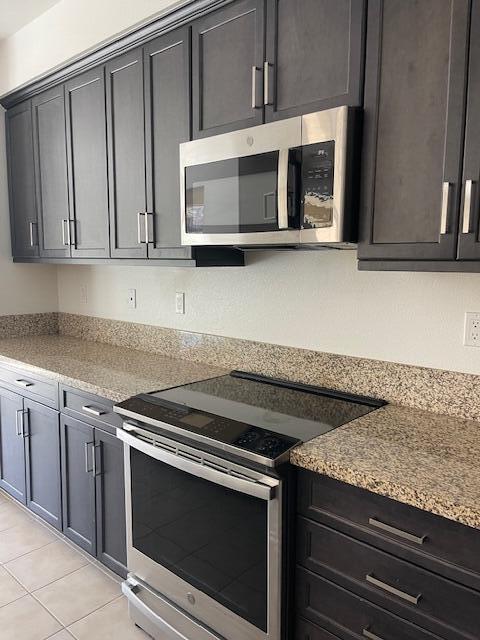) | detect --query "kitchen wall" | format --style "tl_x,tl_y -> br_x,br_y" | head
57,253 -> 480,376
0,0 -> 182,96
2,0 -> 480,376
0,109 -> 58,315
